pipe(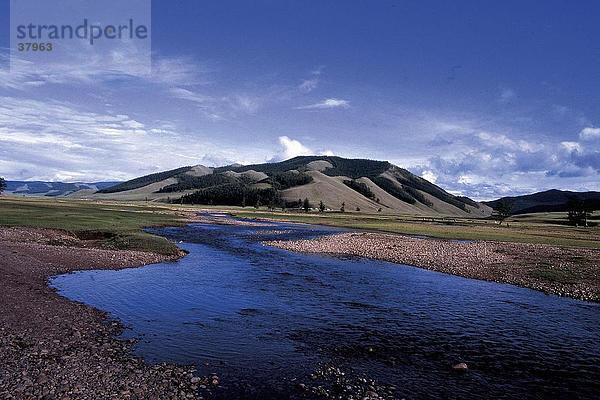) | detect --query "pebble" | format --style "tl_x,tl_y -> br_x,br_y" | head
452,363 -> 468,371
